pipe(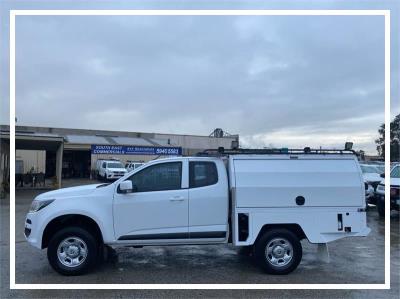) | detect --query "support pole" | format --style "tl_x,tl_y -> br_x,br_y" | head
55,142 -> 63,189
